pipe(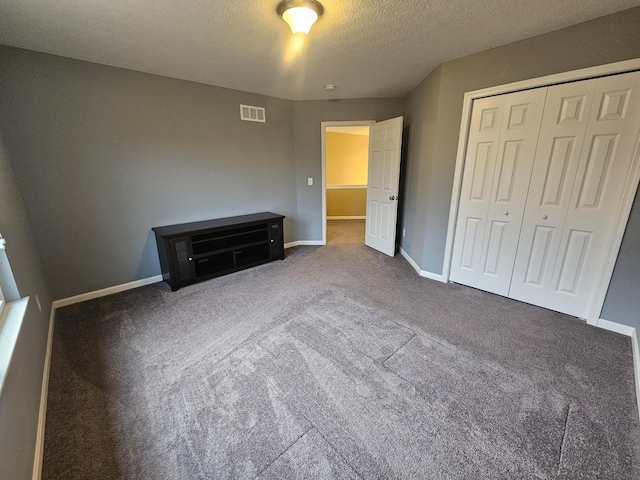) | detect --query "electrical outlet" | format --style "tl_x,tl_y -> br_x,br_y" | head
403,228 -> 406,237
35,294 -> 42,312
307,177 -> 313,186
